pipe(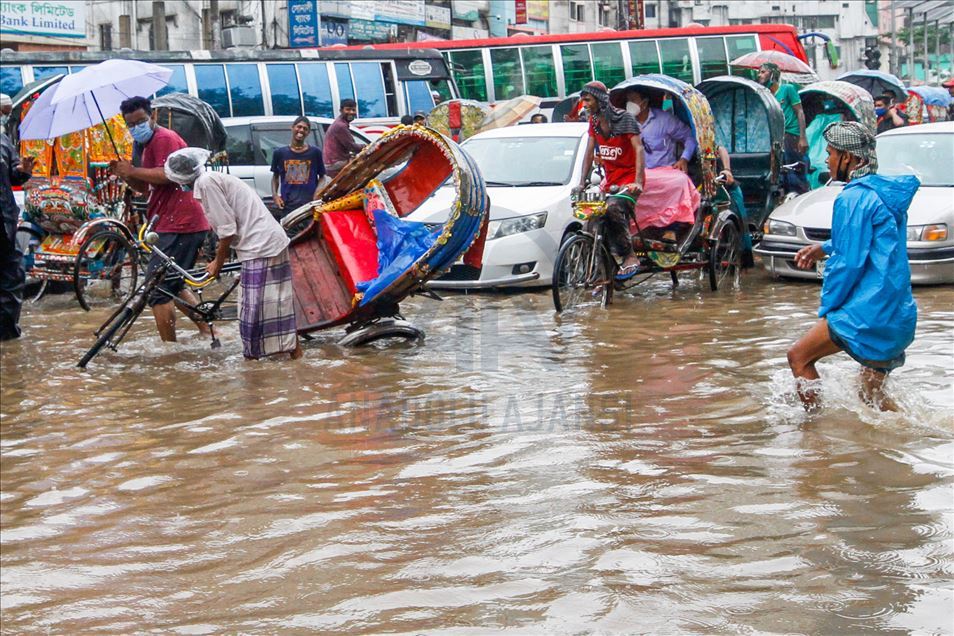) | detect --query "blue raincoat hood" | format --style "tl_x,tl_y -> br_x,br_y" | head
819,174 -> 919,364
